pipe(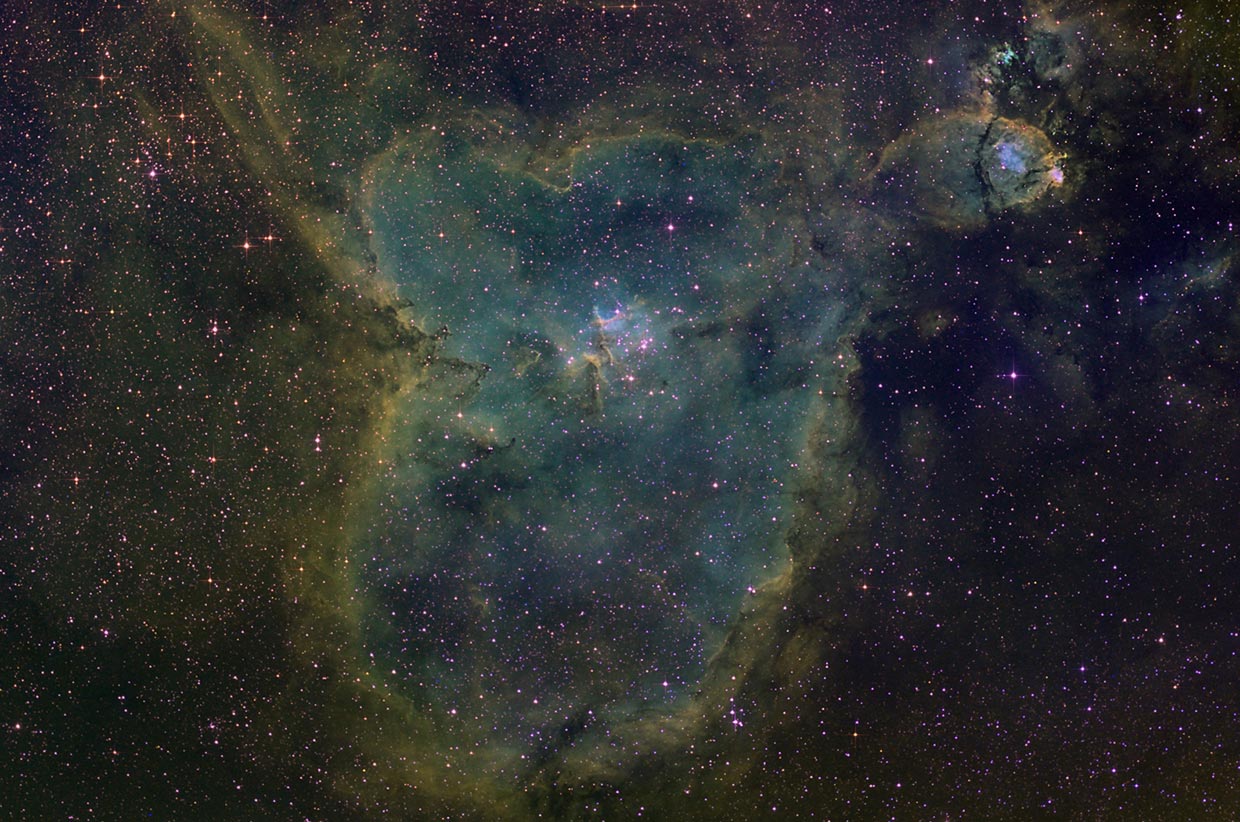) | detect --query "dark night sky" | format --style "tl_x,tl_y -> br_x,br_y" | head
2,0 -> 1240,818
